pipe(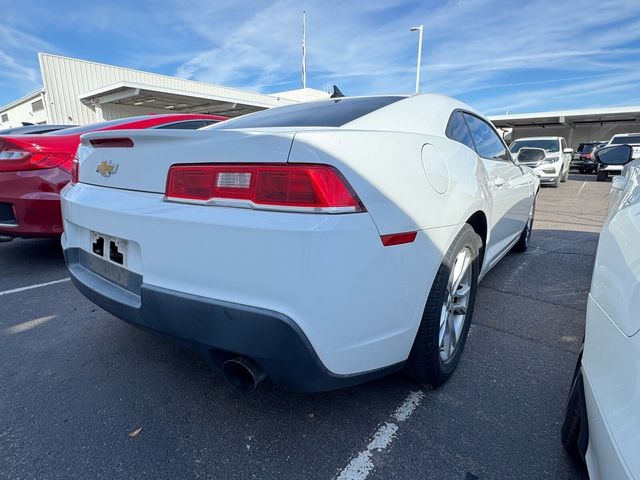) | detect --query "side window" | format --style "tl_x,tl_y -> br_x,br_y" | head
462,113 -> 508,161
156,120 -> 206,130
445,111 -> 475,150
202,120 -> 221,127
